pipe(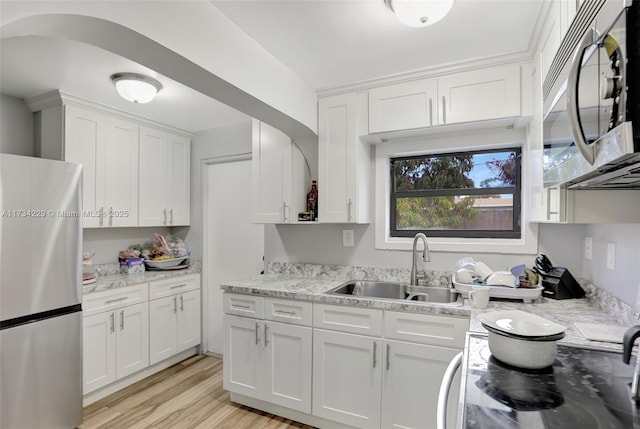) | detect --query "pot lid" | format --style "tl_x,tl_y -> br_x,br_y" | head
477,310 -> 566,337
